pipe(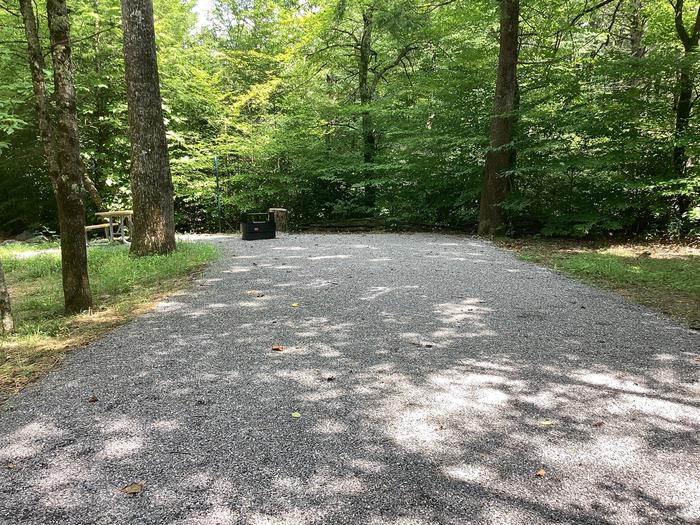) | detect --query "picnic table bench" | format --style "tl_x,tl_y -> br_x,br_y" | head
85,210 -> 133,245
